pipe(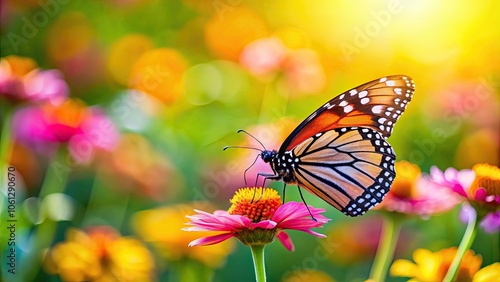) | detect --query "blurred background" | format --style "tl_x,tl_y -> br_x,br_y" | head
0,0 -> 499,281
